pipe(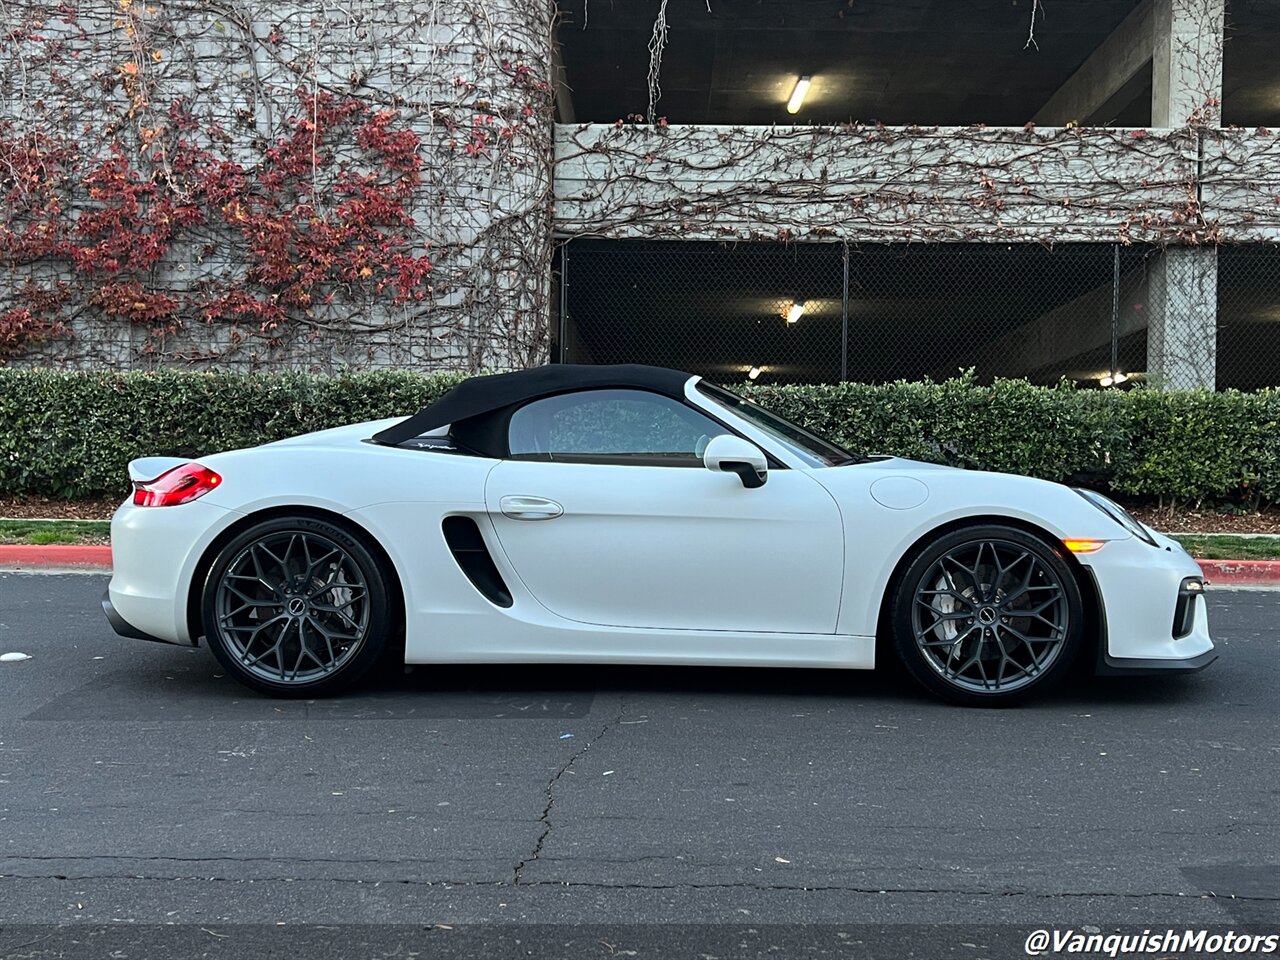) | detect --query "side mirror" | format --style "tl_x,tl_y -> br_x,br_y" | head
703,434 -> 768,488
